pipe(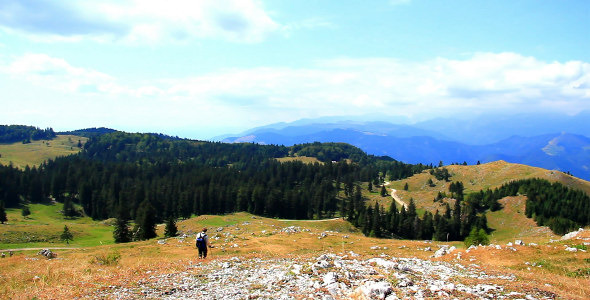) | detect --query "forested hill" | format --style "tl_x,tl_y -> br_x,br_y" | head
1,130 -> 588,243
0,132 -> 428,225
0,125 -> 56,143
58,127 -> 117,138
